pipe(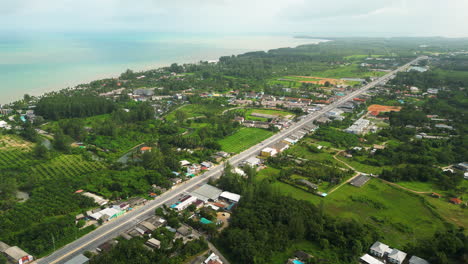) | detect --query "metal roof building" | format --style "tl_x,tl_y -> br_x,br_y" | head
64,254 -> 89,264
190,184 -> 223,202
